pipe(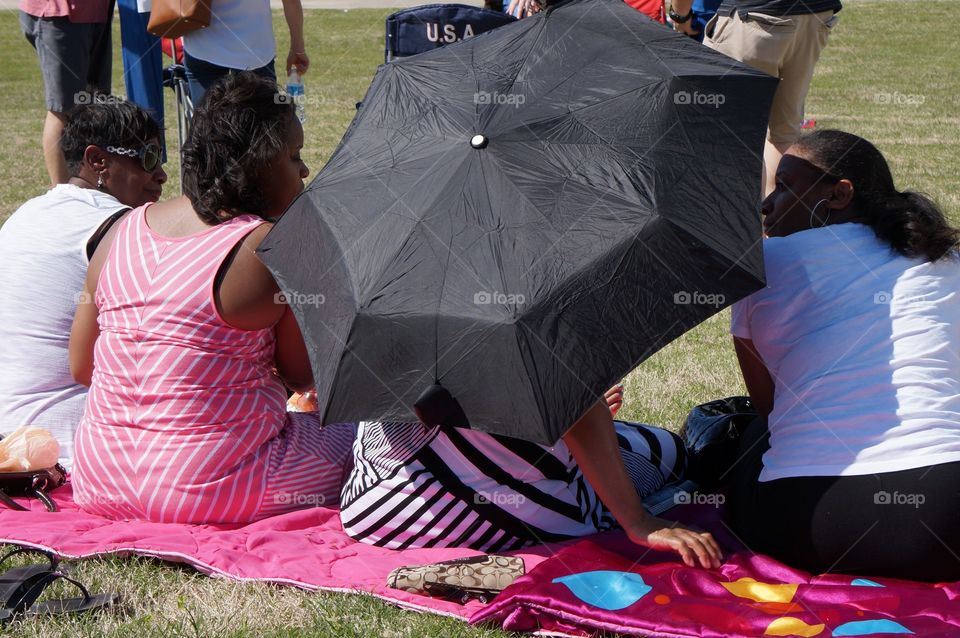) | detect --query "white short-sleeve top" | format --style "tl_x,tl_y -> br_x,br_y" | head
0,184 -> 127,469
731,223 -> 960,481
183,0 -> 275,71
